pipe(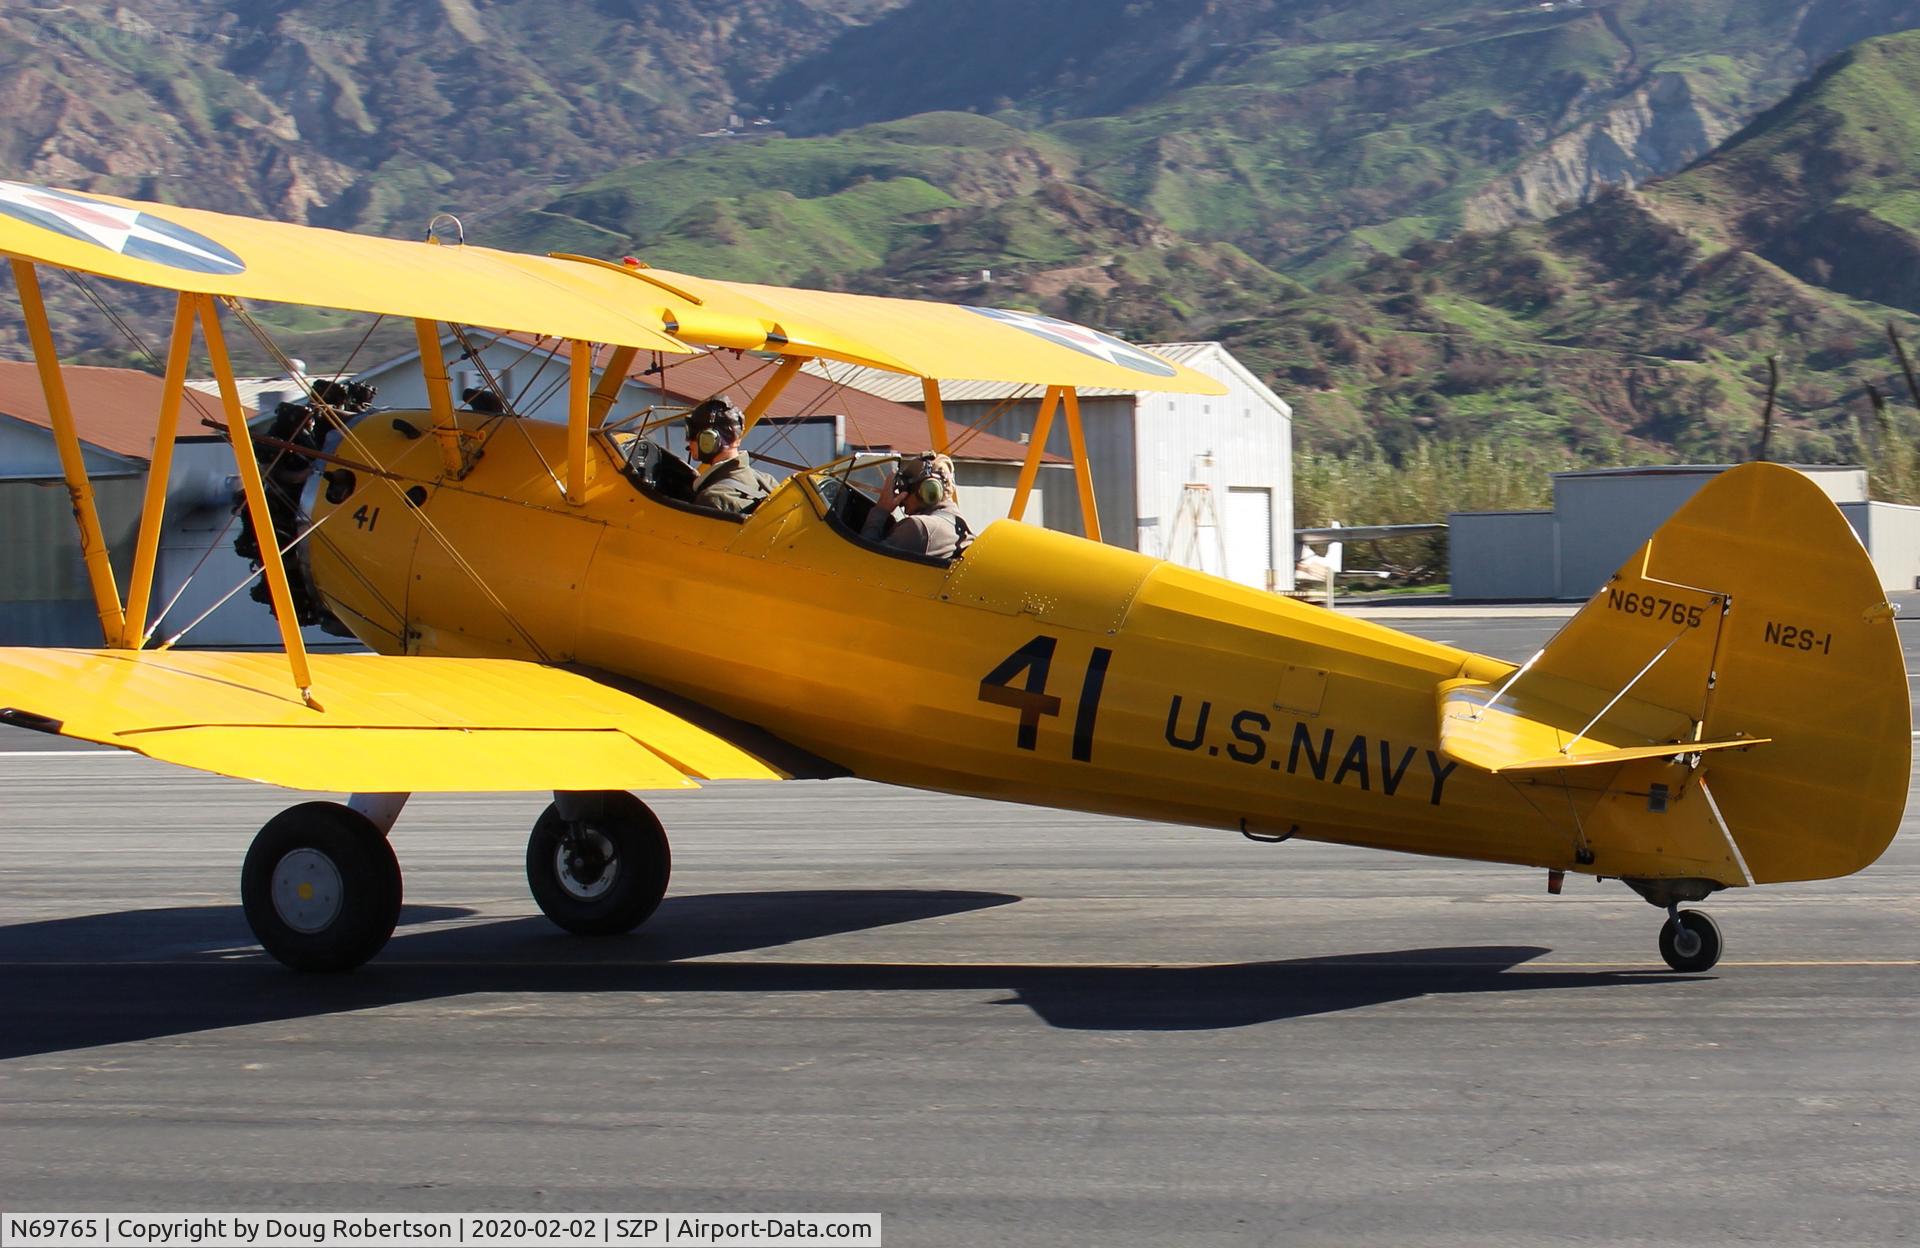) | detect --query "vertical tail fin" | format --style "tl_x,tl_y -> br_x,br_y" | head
1441,464 -> 1907,883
